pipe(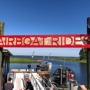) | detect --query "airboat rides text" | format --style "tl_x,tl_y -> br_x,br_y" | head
0,34 -> 89,47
